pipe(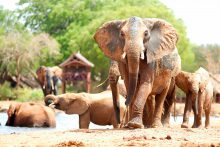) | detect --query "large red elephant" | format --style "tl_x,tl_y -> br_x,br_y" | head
94,17 -> 181,128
